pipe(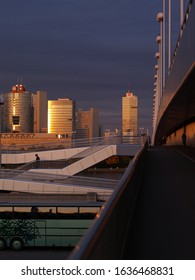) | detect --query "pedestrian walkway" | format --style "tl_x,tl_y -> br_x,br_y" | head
172,145 -> 195,161
123,146 -> 195,259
